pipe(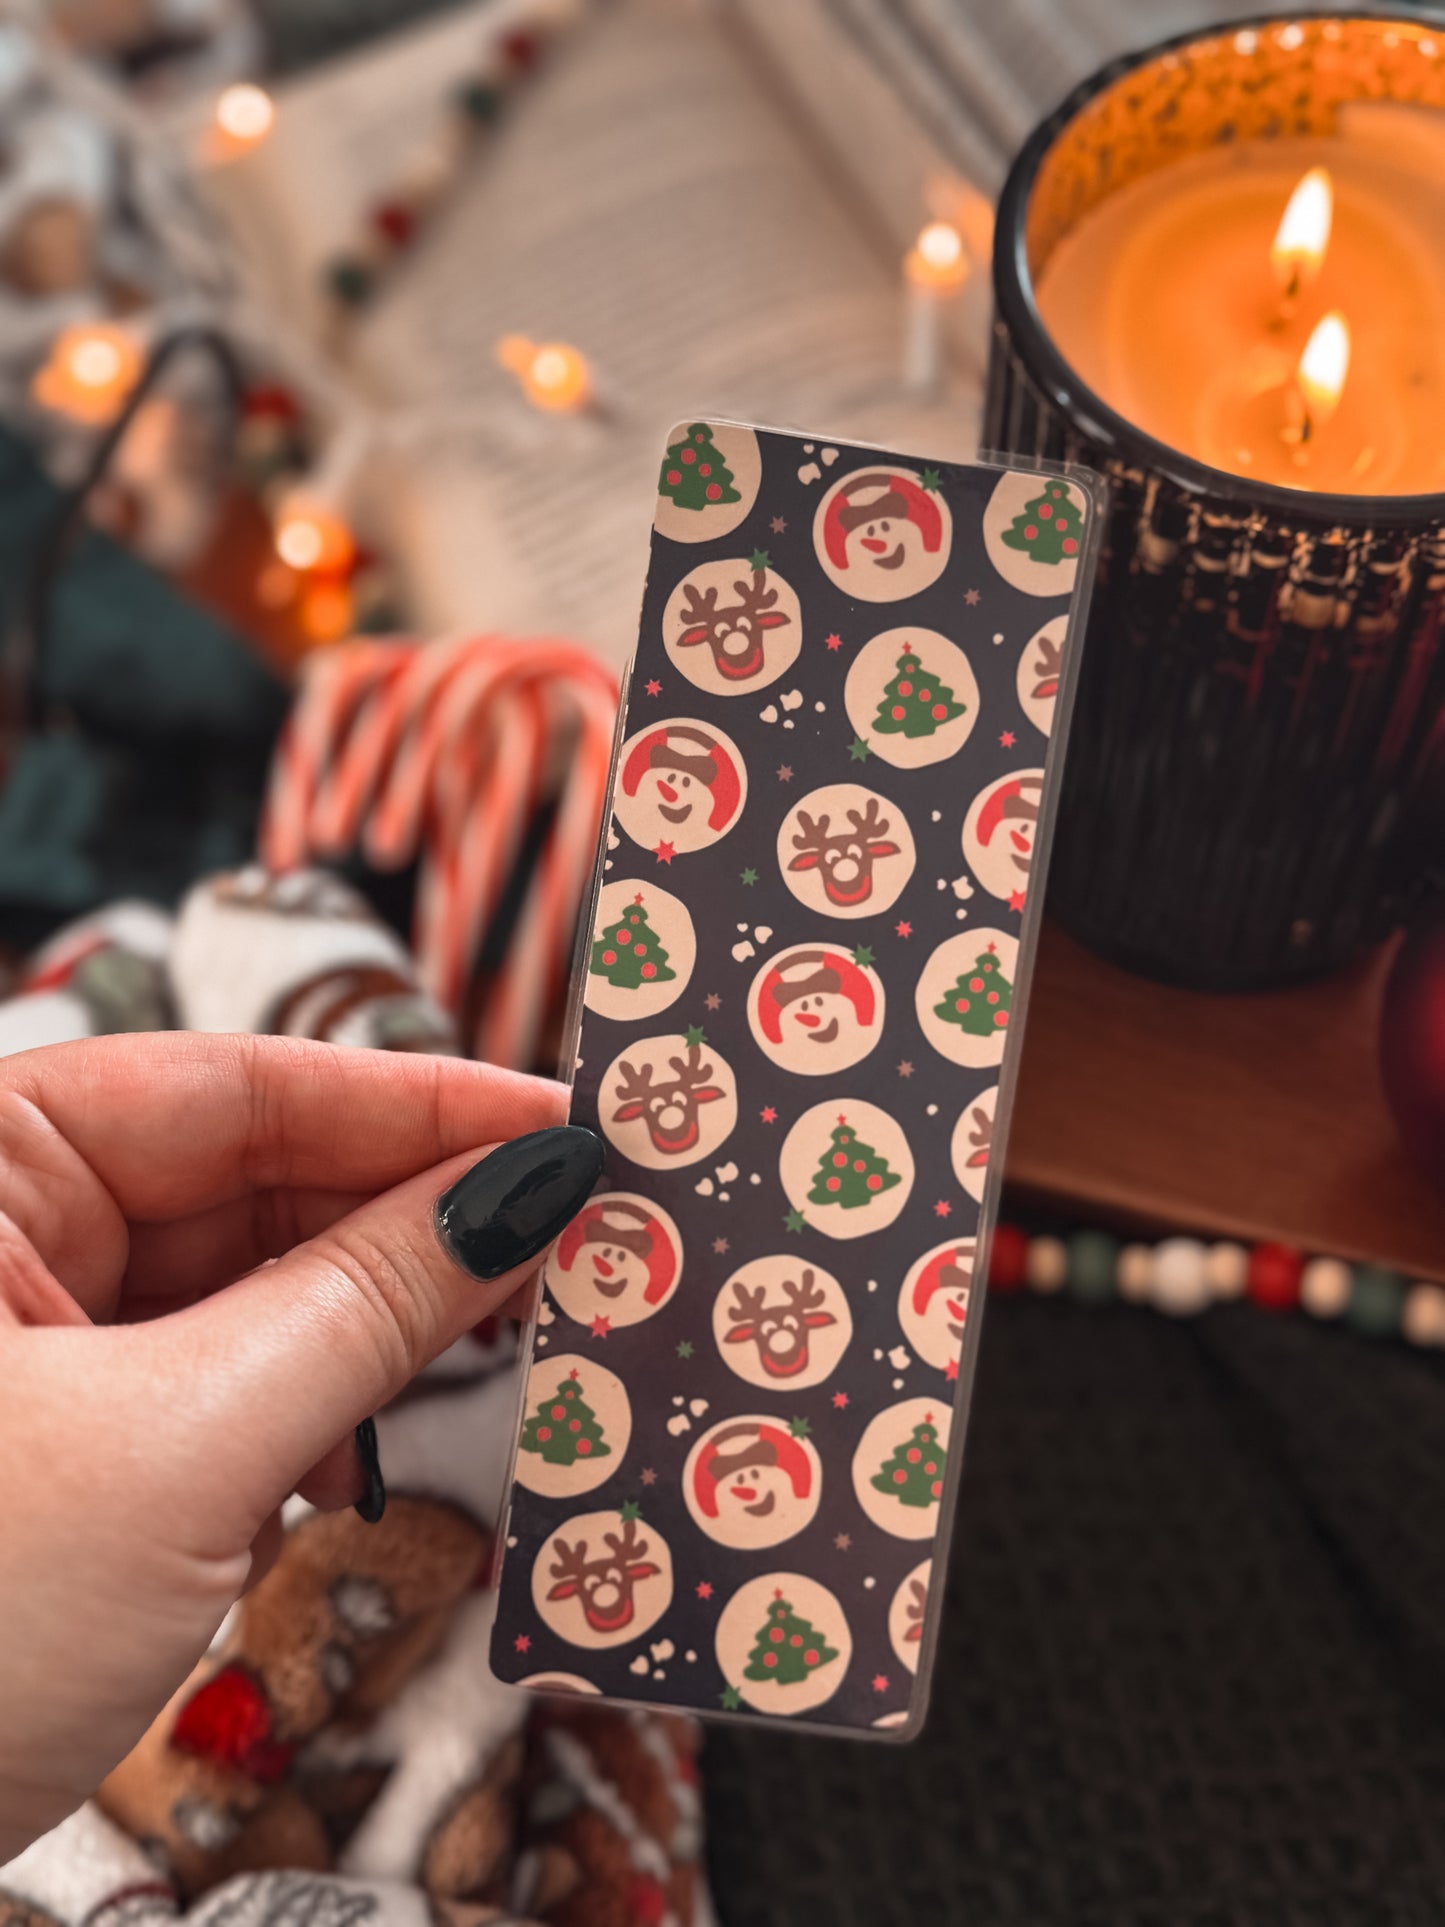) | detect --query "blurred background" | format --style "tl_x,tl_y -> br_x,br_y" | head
5,3 -> 1445,1925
